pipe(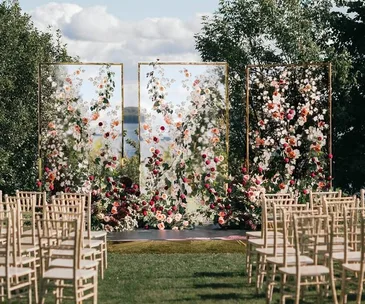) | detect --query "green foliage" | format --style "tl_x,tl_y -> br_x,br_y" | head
195,0 -> 365,192
329,2 -> 365,192
0,2 -> 74,194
